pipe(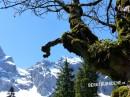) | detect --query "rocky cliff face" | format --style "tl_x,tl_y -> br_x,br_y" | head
0,46 -> 33,92
0,46 -> 113,97
28,60 -> 57,96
